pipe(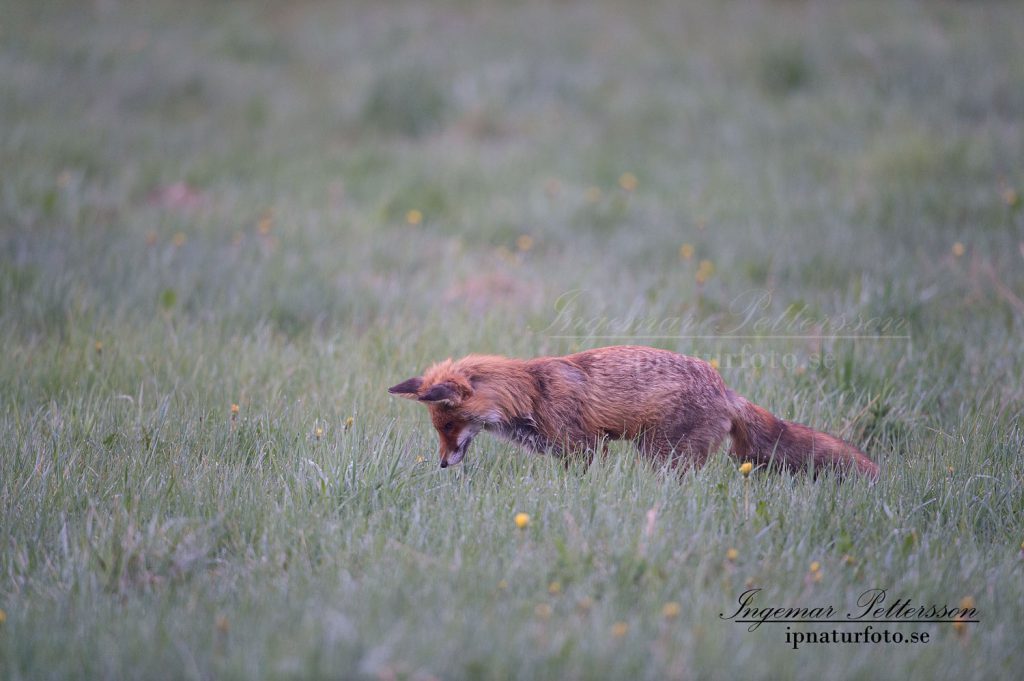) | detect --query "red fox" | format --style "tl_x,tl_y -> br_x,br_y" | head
388,345 -> 878,479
